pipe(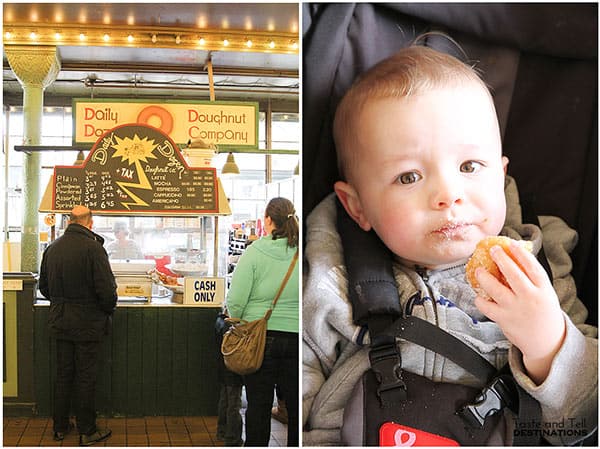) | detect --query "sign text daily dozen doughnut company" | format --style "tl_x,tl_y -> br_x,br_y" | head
73,99 -> 259,148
